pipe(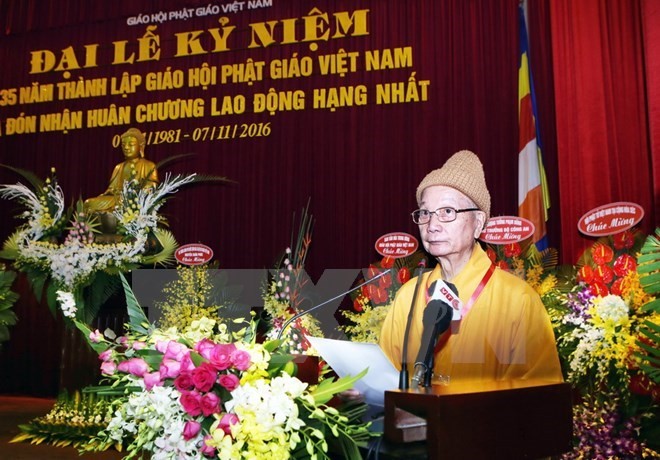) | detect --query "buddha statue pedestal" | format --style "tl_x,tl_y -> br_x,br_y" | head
93,213 -> 124,245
